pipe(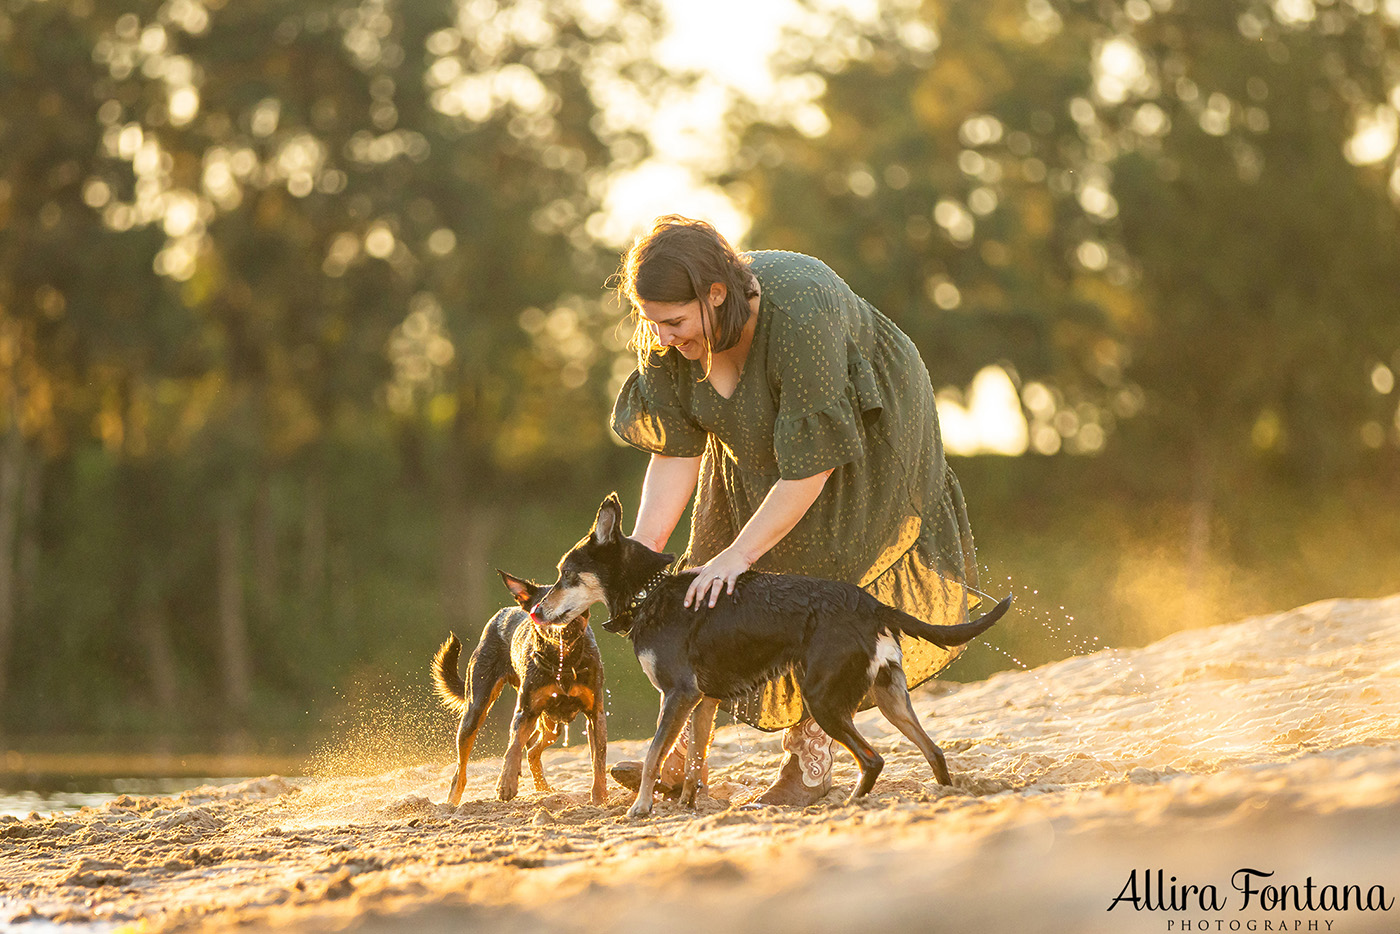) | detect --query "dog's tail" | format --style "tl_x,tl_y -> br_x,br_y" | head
432,633 -> 468,714
881,594 -> 1012,648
